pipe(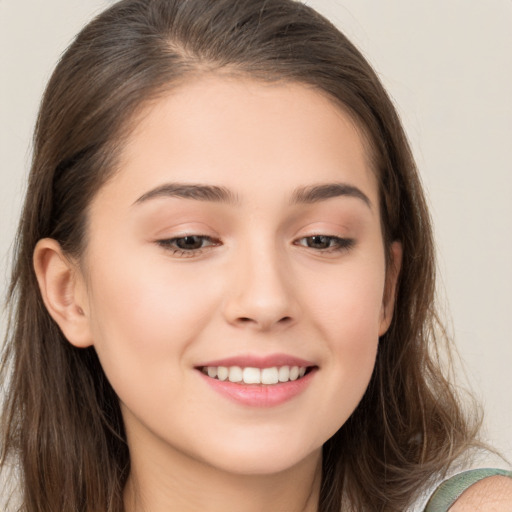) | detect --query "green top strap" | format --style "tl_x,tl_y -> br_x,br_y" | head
424,468 -> 512,512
